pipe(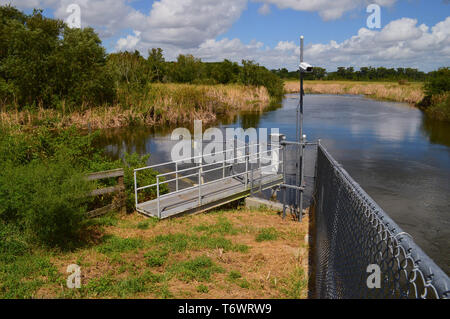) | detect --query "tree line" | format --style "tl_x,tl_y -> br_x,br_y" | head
272,66 -> 440,82
0,5 -> 283,112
